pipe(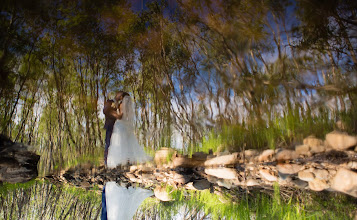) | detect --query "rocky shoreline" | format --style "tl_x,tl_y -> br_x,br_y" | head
48,130 -> 357,199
